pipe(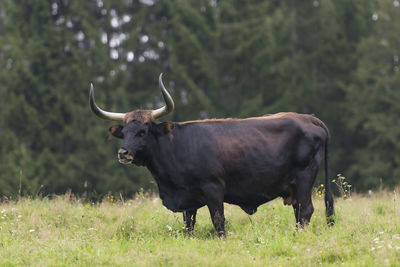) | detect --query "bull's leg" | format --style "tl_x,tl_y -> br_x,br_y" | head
203,184 -> 225,237
183,209 -> 197,234
292,200 -> 314,227
293,162 -> 319,227
207,202 -> 225,237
